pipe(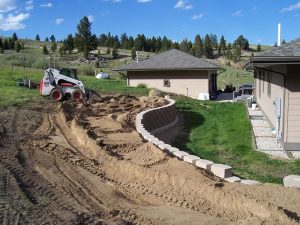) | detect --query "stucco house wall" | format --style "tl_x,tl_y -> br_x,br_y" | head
128,70 -> 216,99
